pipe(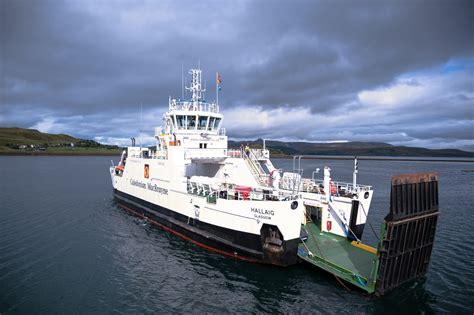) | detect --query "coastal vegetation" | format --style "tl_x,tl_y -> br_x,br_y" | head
0,127 -> 121,155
